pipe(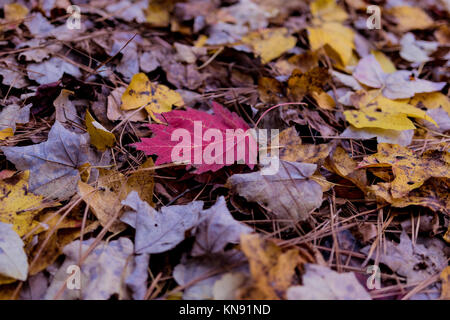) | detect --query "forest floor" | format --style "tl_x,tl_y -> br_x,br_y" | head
0,0 -> 449,300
